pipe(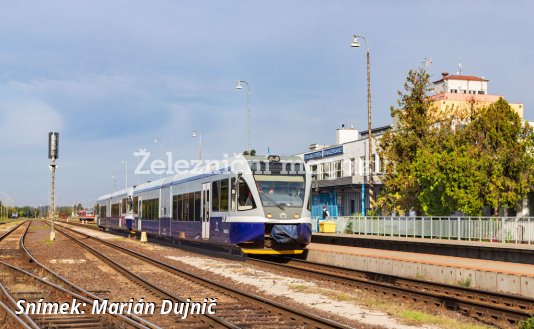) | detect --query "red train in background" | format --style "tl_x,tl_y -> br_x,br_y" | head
78,209 -> 95,221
